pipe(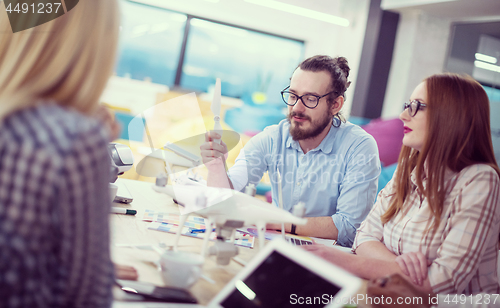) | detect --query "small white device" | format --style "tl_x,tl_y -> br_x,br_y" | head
109,143 -> 134,174
108,143 -> 134,183
209,238 -> 362,308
